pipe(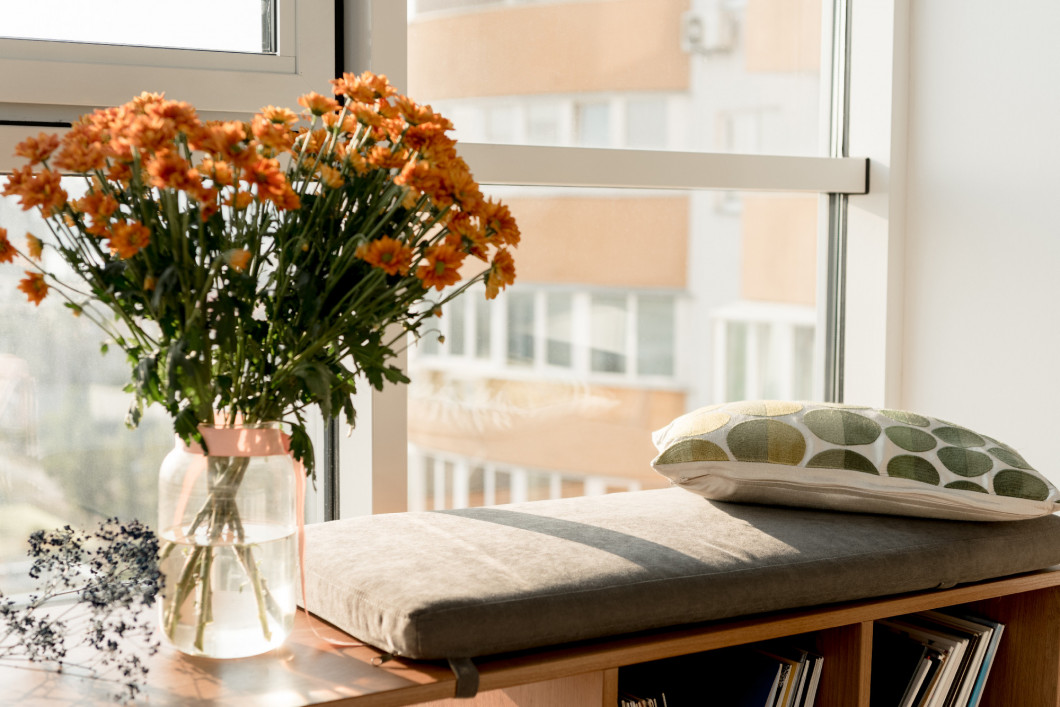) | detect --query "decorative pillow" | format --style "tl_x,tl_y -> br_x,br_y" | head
651,400 -> 1060,521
